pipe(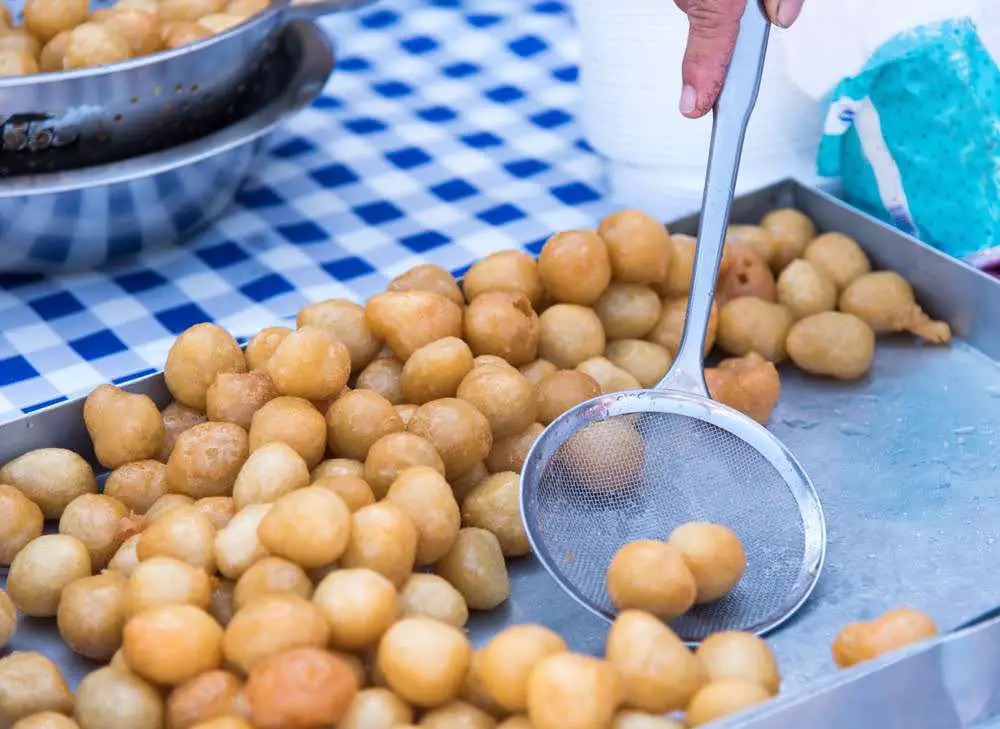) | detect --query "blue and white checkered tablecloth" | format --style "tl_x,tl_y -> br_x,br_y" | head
0,0 -> 625,423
